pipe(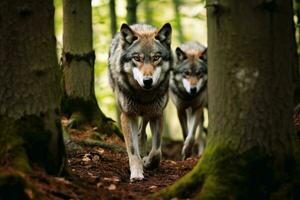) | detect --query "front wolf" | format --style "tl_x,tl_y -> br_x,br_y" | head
108,23 -> 173,181
170,41 -> 207,160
